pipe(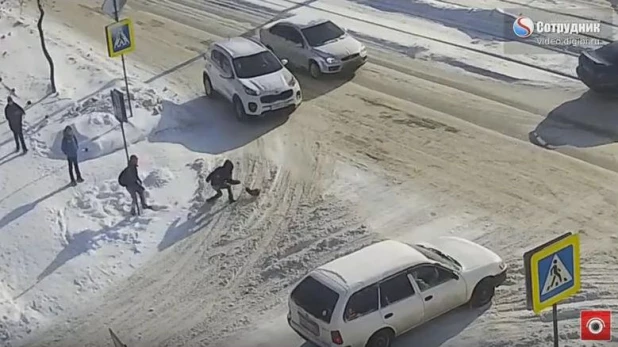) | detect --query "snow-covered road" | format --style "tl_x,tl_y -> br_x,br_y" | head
2,0 -> 618,346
